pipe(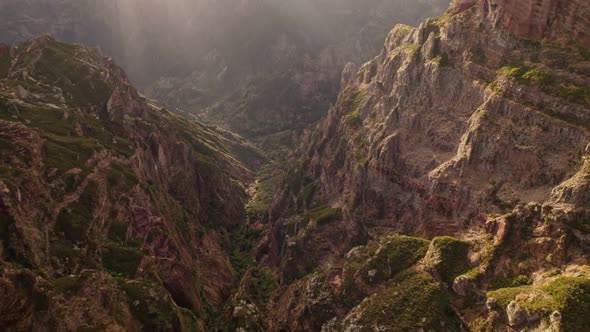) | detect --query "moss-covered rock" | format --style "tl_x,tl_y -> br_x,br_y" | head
102,241 -> 143,277
361,235 -> 430,284
55,181 -> 98,242
425,236 -> 471,284
488,275 -> 590,331
337,269 -> 460,331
